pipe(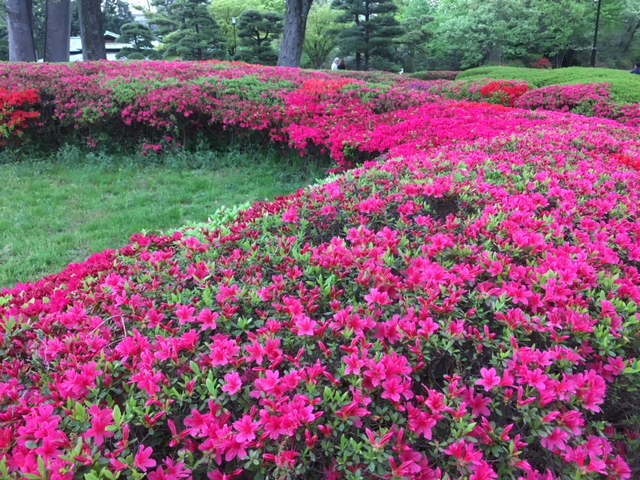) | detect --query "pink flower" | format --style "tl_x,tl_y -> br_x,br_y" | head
234,414 -> 260,442
294,315 -> 317,336
83,405 -> 114,446
135,444 -> 157,472
282,207 -> 299,223
466,392 -> 492,417
174,304 -> 196,324
197,308 -> 219,330
540,428 -> 569,453
216,284 -> 240,304
364,287 -> 392,306
470,462 -> 498,480
444,440 -> 483,466
381,376 -> 413,403
476,367 -> 501,392
208,469 -> 244,480
407,405 -> 437,440
223,438 -> 249,462
222,372 -> 242,396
